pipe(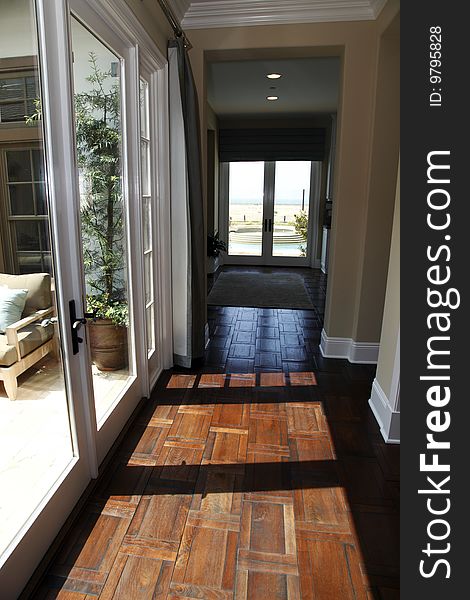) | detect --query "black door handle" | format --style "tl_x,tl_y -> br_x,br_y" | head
69,300 -> 96,355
